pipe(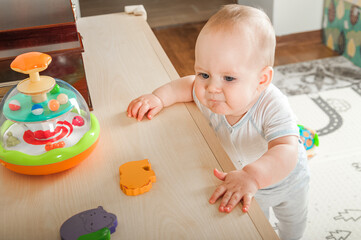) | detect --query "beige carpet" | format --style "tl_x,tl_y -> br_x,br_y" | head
270,56 -> 361,240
